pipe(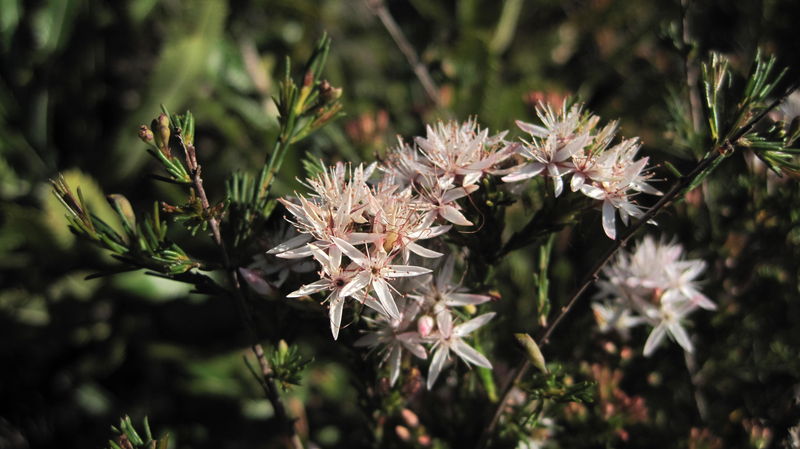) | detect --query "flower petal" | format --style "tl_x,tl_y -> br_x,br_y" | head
643,322 -> 667,356
238,268 -> 276,296
373,278 -> 400,319
387,264 -> 433,278
501,163 -> 544,183
340,271 -> 370,298
427,346 -> 449,390
407,242 -> 444,259
667,320 -> 694,353
446,293 -> 491,306
602,200 -> 617,240
267,233 -> 312,254
452,339 -> 492,369
287,279 -> 330,297
331,237 -> 368,267
454,312 -> 495,337
440,205 -> 473,226
329,296 -> 345,340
